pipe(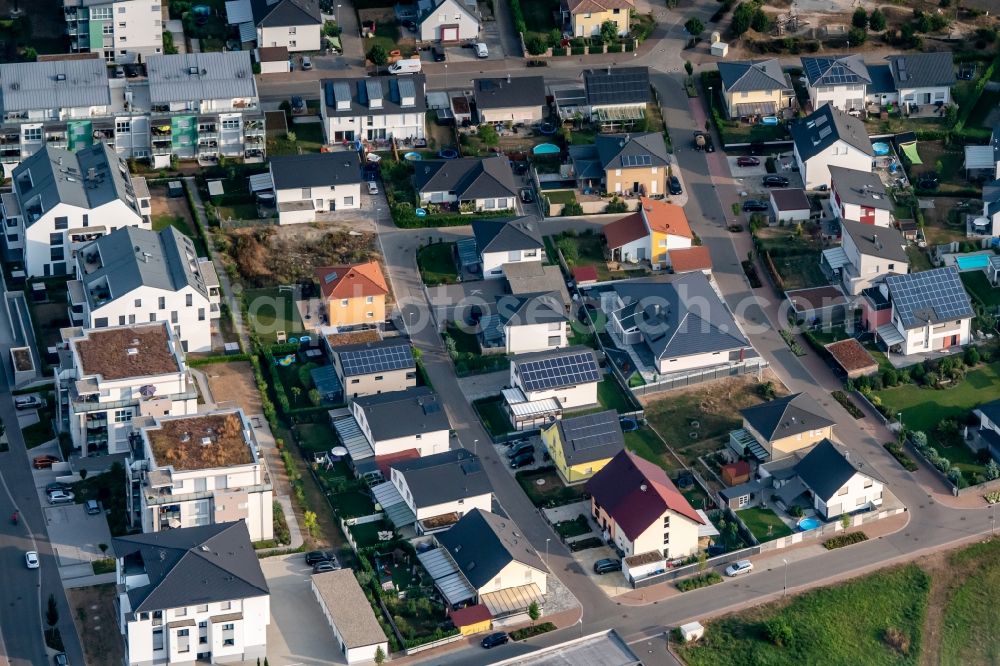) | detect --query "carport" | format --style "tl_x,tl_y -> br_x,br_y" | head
331,415 -> 374,460
370,482 -> 417,527
456,238 -> 480,271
